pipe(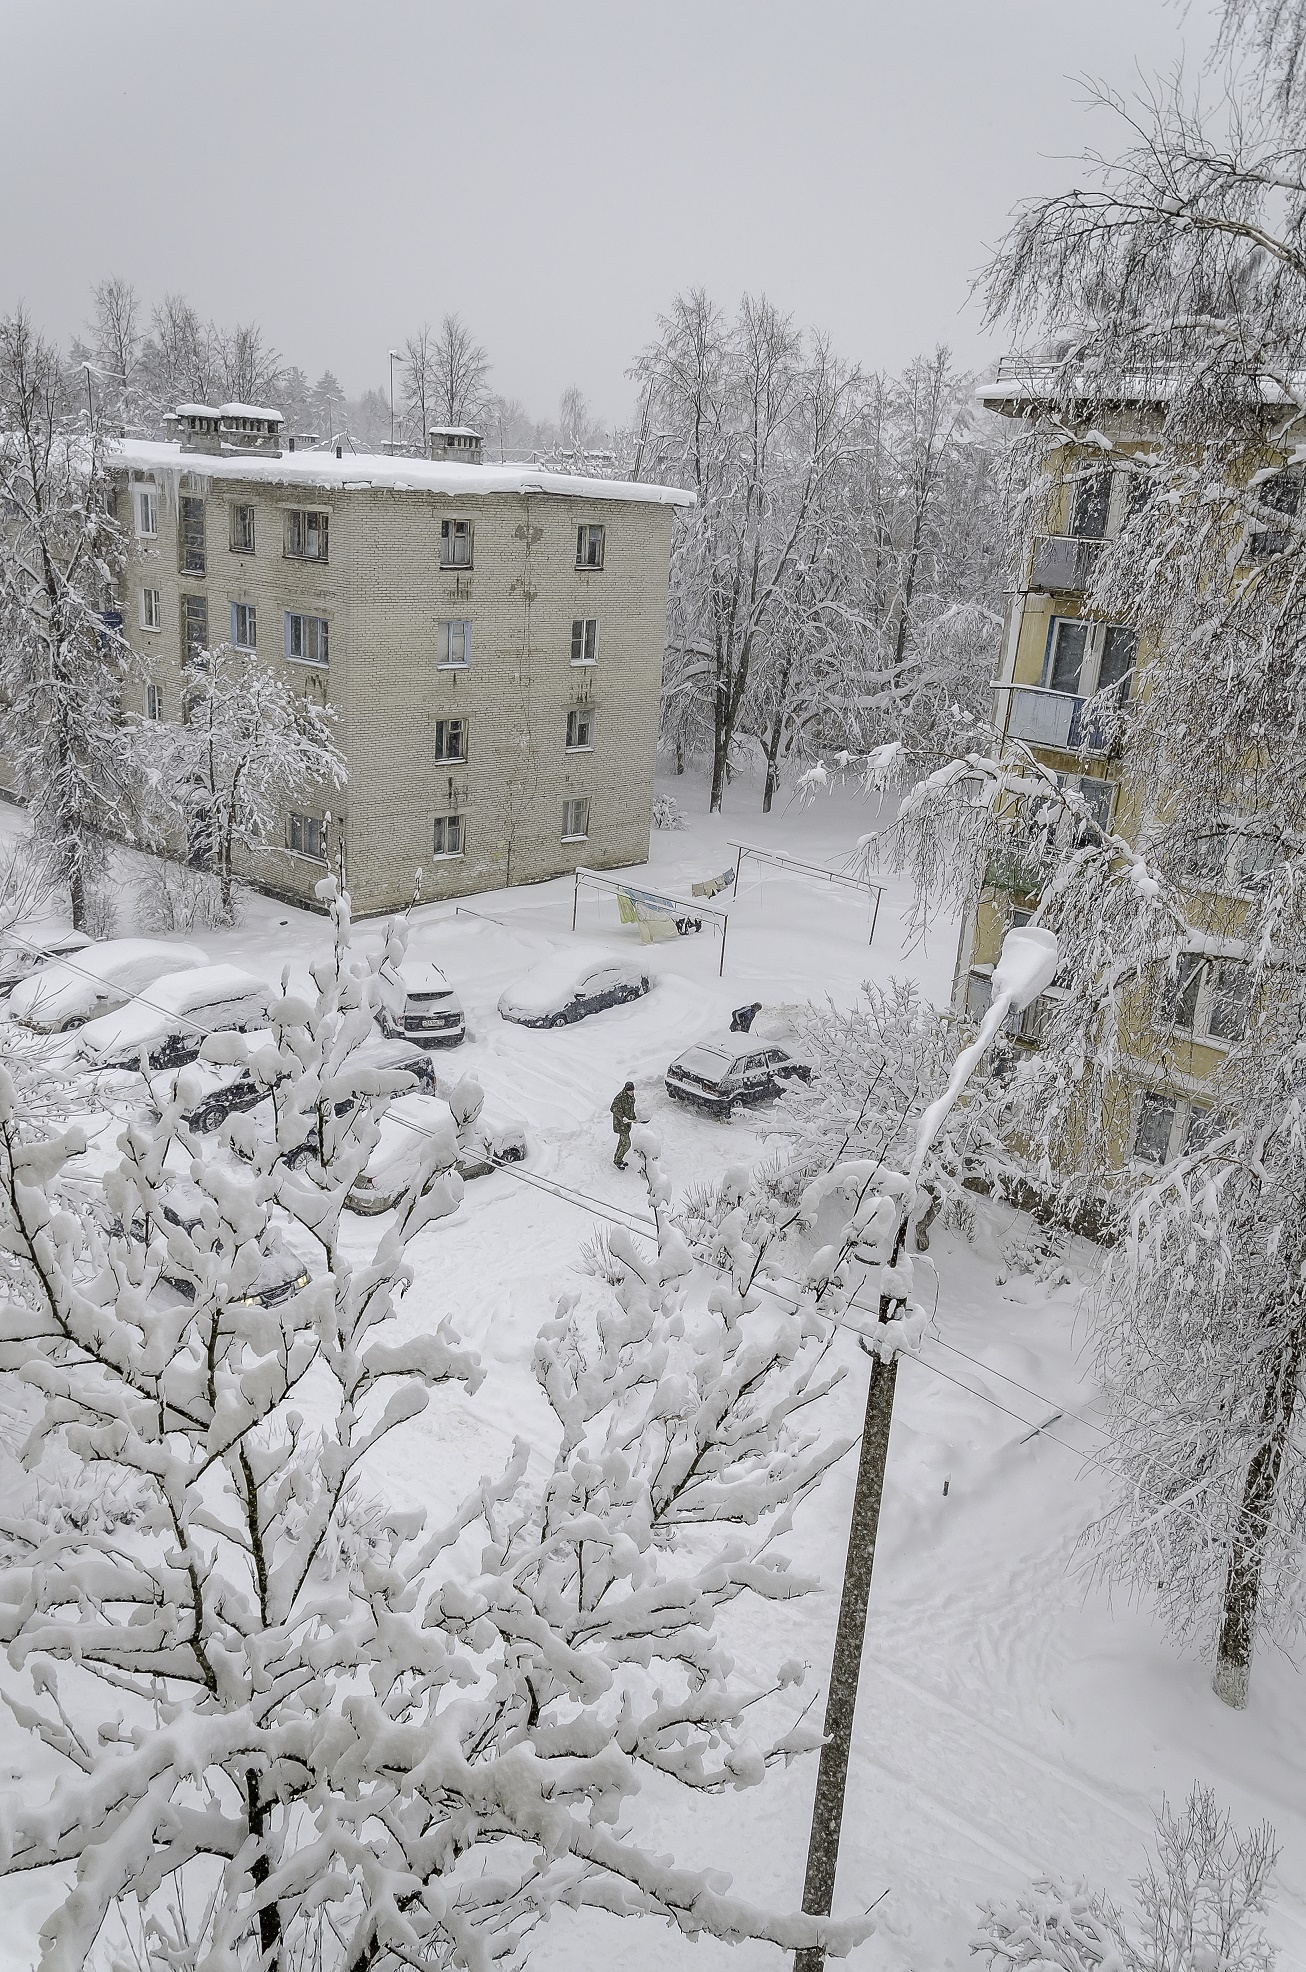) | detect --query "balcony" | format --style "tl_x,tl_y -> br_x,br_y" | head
1003,684 -> 1083,749
1028,534 -> 1103,593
